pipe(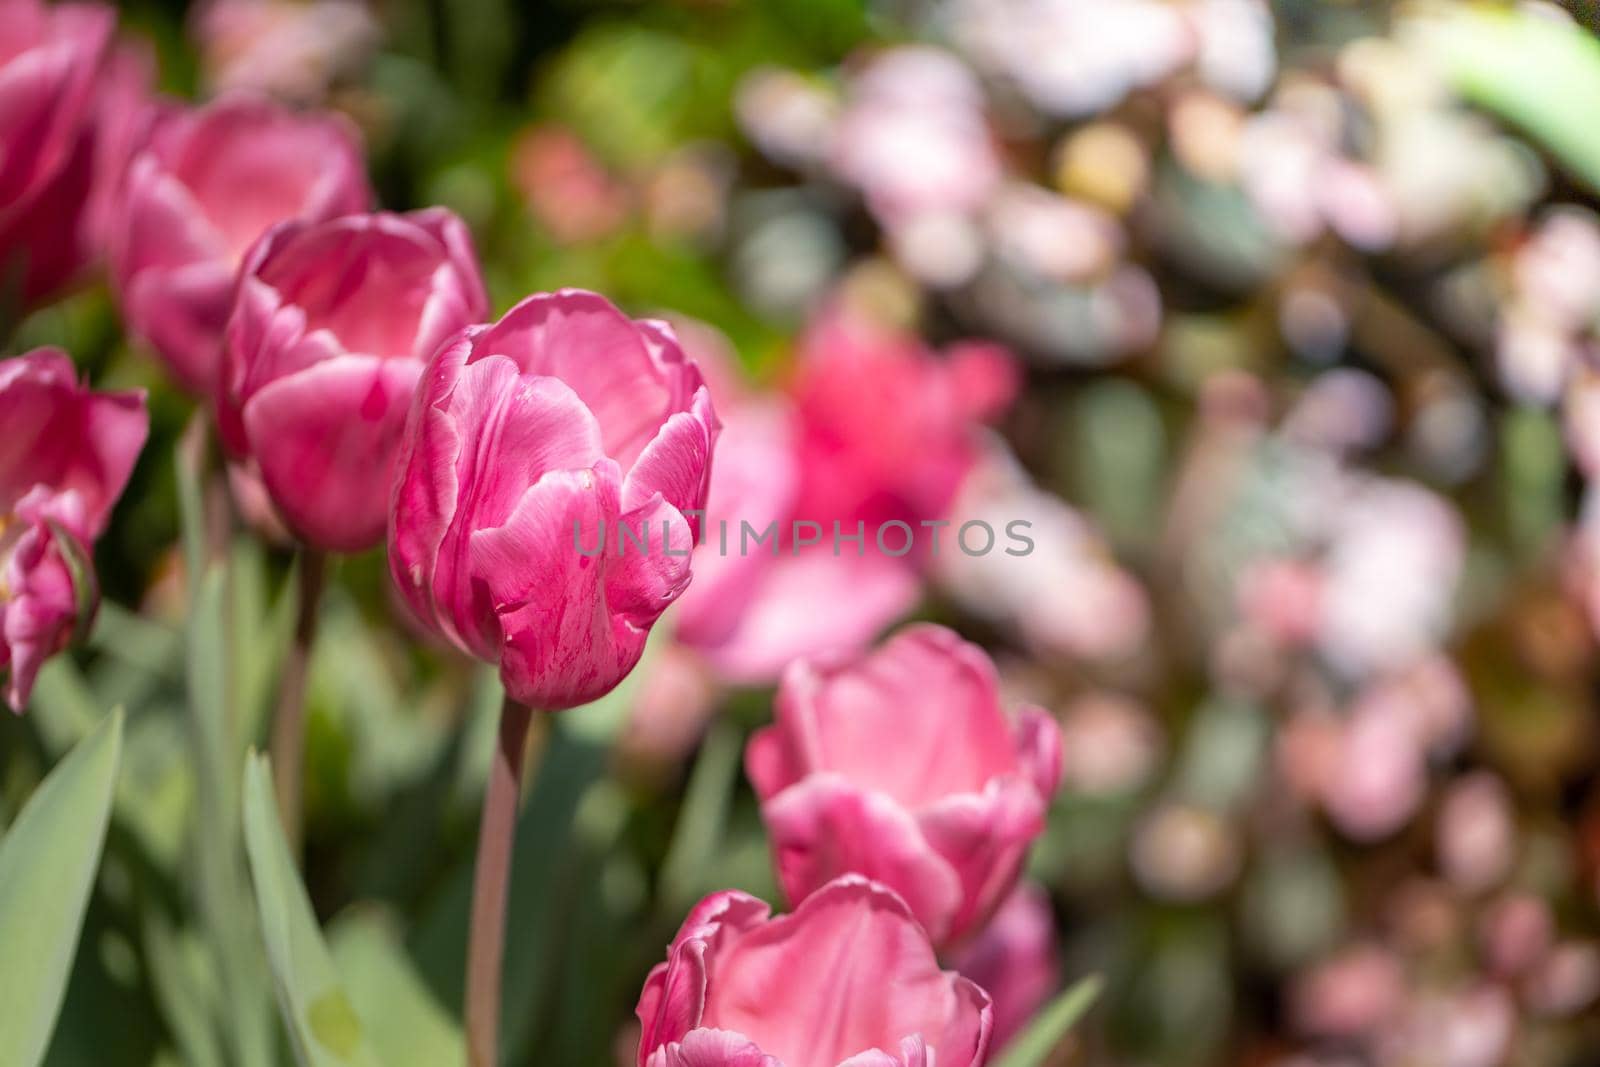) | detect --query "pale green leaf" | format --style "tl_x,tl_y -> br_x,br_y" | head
242,753 -> 382,1067
329,909 -> 463,1067
994,975 -> 1103,1067
0,710 -> 124,1067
